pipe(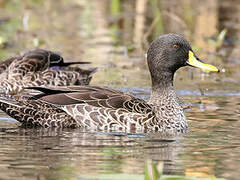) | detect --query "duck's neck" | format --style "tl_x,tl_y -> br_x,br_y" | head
148,71 -> 187,132
149,71 -> 177,105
